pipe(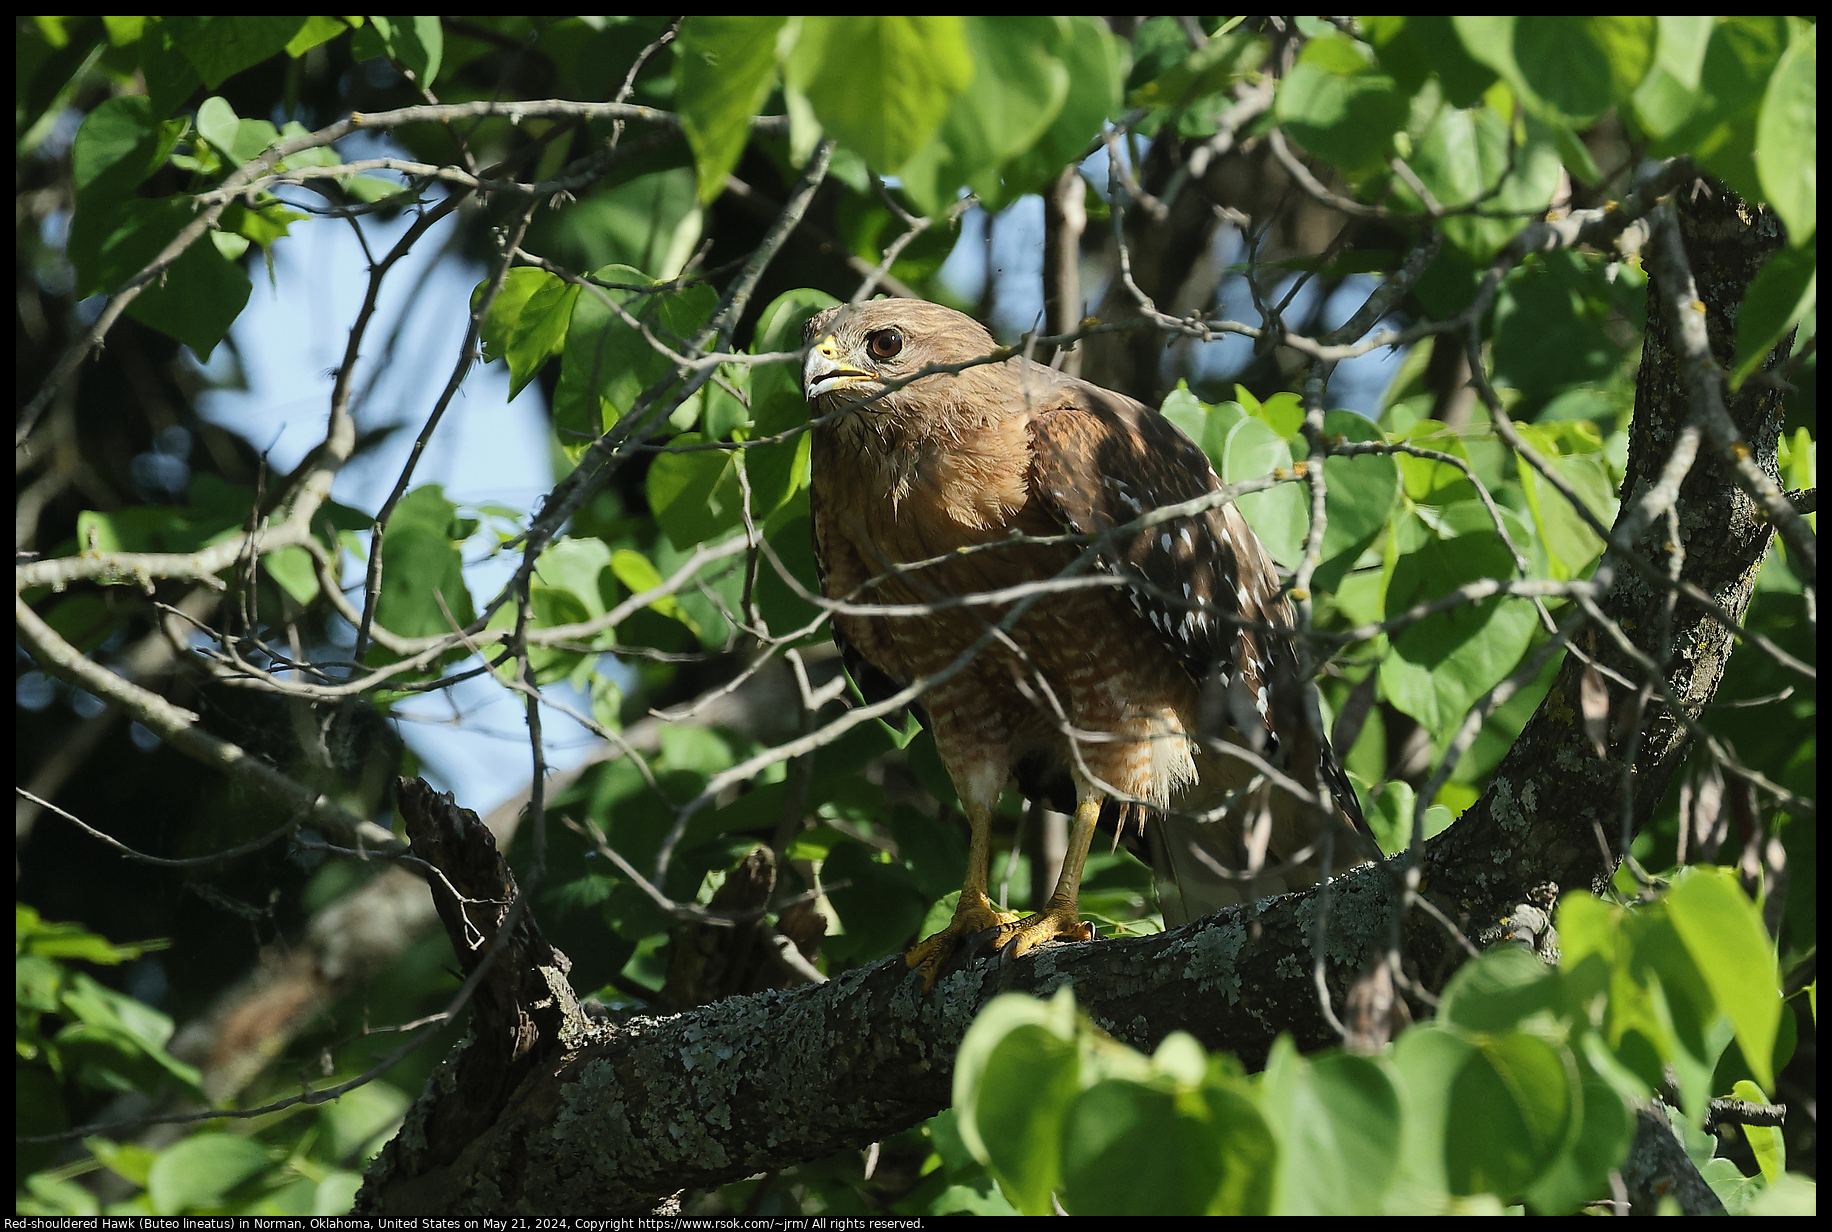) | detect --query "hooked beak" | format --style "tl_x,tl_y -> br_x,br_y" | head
803,335 -> 874,401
